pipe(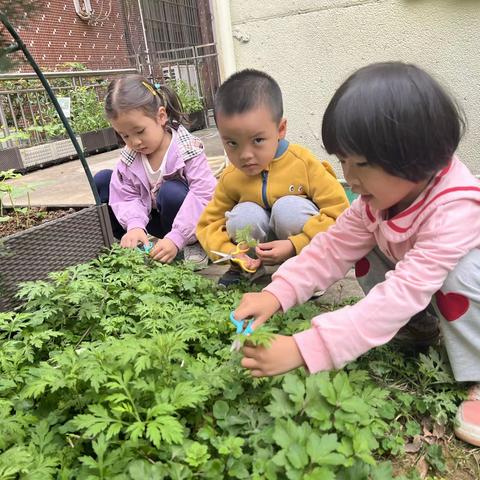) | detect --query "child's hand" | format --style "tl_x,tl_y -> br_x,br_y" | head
241,335 -> 305,377
232,252 -> 262,272
255,240 -> 295,265
150,238 -> 178,263
121,228 -> 149,249
234,291 -> 281,329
